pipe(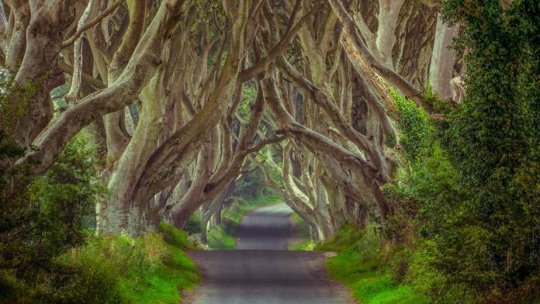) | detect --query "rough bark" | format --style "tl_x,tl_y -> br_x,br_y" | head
3,0 -> 460,237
